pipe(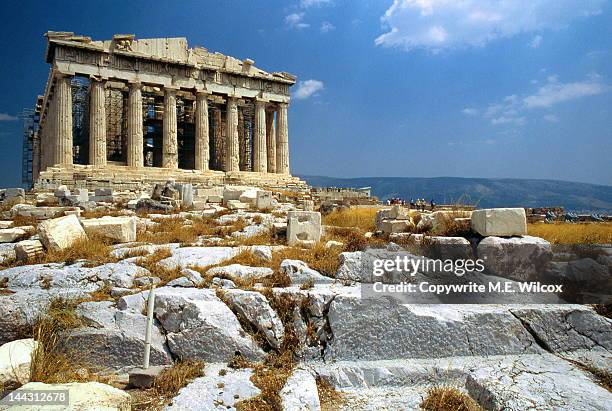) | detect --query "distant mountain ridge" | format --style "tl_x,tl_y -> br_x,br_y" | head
298,175 -> 612,213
